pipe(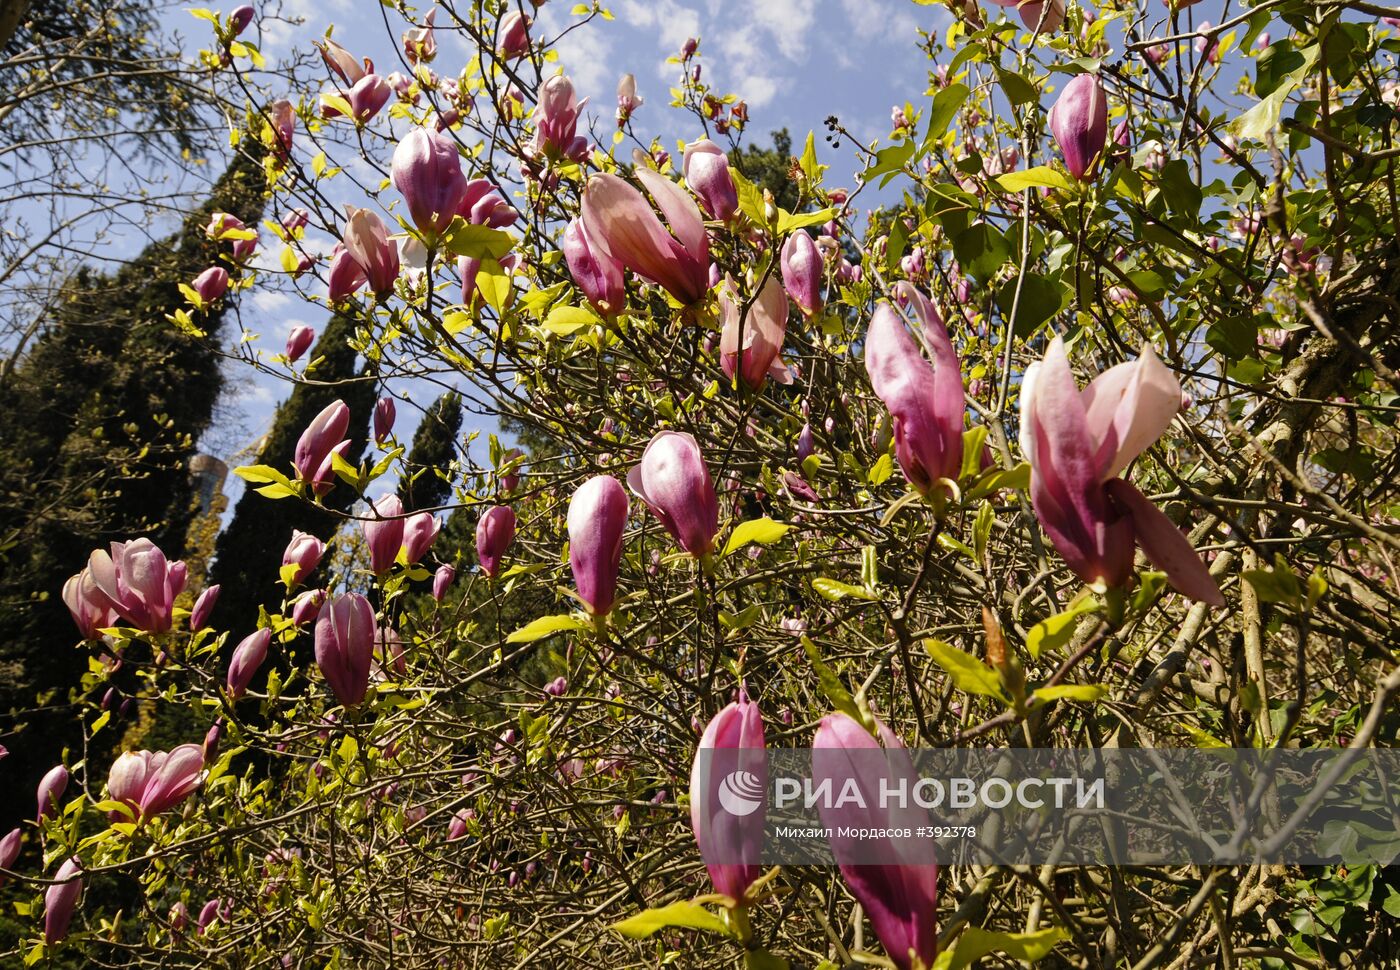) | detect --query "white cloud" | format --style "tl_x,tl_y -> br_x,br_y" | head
734,72 -> 779,109
617,0 -> 701,54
